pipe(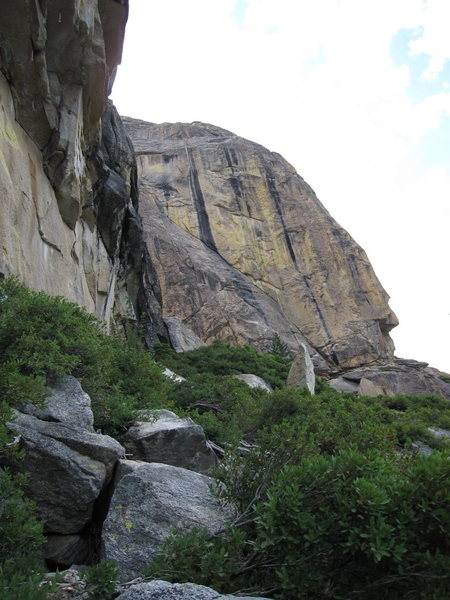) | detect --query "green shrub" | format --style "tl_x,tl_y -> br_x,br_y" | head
83,560 -> 119,599
213,391 -> 396,514
149,381 -> 450,599
0,277 -> 169,435
145,527 -> 245,592
0,277 -> 99,381
377,393 -> 450,449
80,335 -> 171,435
154,339 -> 290,389
250,450 -> 450,599
0,469 -> 50,600
270,333 -> 290,359
150,450 -> 450,599
167,373 -> 272,444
